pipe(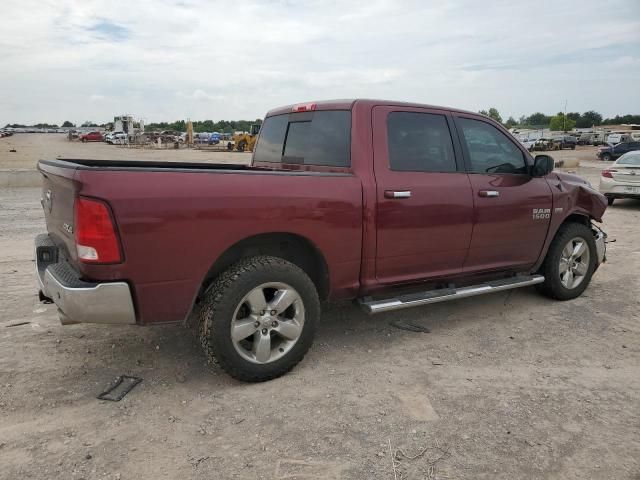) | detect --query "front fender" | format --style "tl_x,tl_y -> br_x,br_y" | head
532,172 -> 607,271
